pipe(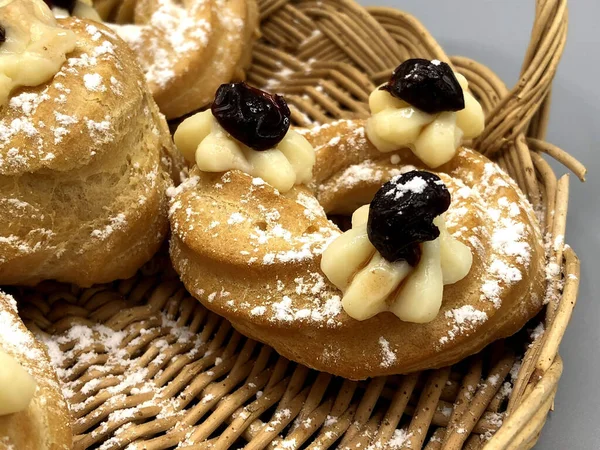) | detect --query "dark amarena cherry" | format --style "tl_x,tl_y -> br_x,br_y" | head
381,58 -> 465,114
211,82 -> 291,151
367,170 -> 451,266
